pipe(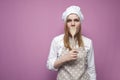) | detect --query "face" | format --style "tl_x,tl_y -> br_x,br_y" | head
66,14 -> 81,34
